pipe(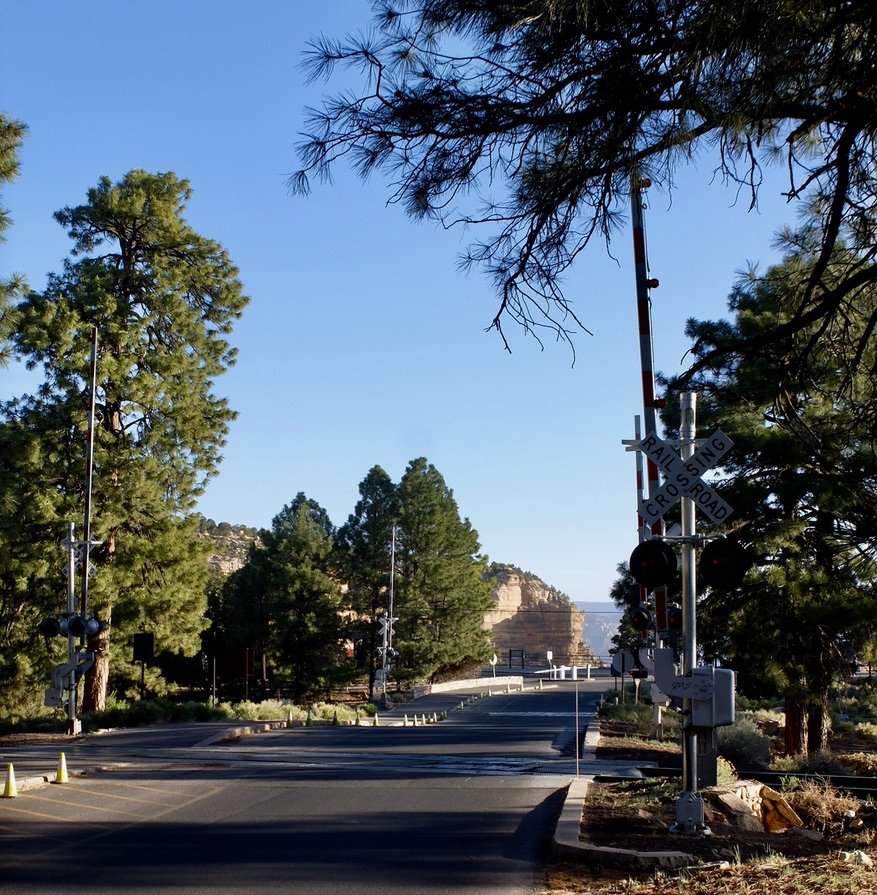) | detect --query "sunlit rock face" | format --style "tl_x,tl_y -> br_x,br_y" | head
484,566 -> 599,667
